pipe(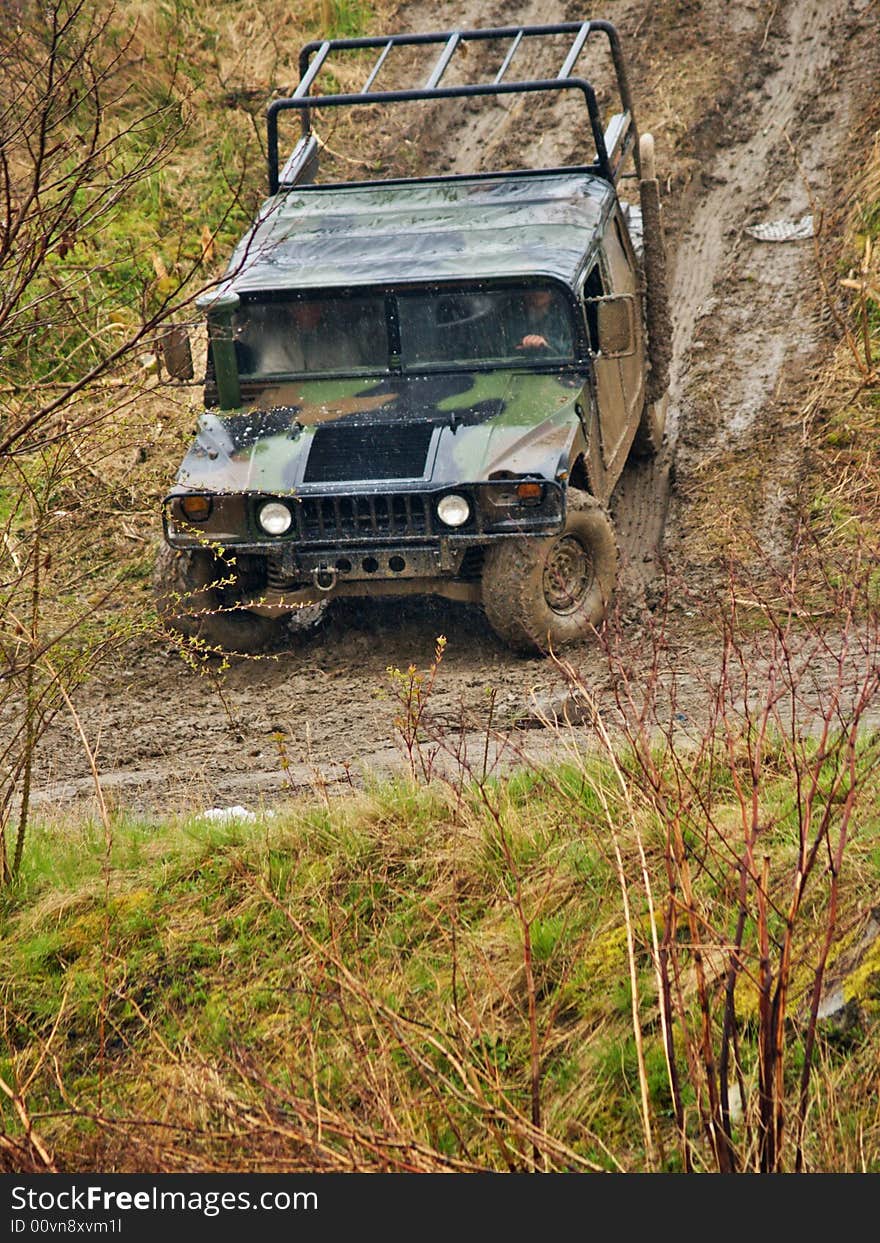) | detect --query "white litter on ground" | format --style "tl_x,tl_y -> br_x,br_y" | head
199,805 -> 275,824
745,213 -> 814,242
